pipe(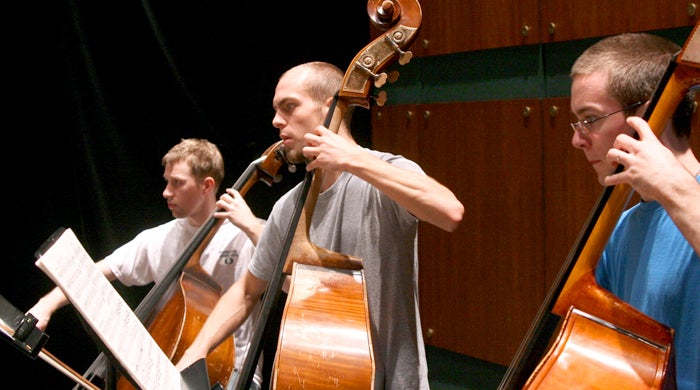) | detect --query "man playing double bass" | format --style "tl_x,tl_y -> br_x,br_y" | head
175,62 -> 465,389
569,33 -> 700,389
28,138 -> 266,389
